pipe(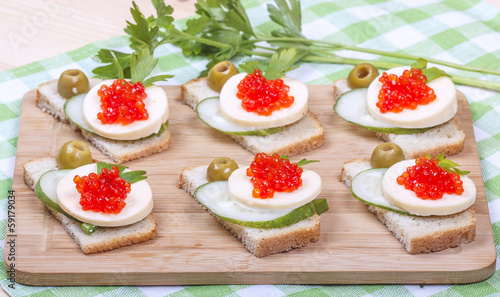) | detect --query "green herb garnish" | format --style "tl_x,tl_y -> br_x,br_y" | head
240,48 -> 298,80
411,58 -> 450,83
96,162 -> 147,183
280,155 -> 319,167
426,153 -> 470,175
